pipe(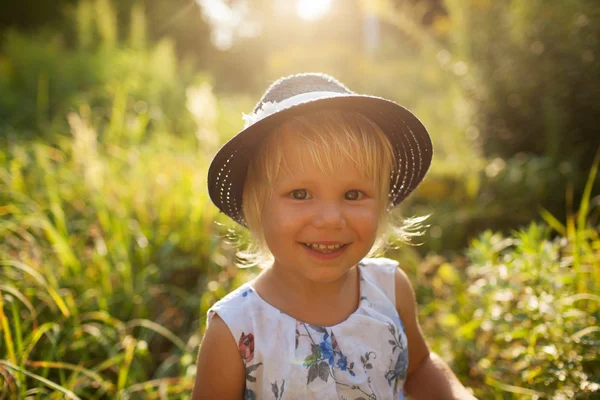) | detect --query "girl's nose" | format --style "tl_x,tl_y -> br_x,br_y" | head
313,201 -> 346,228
